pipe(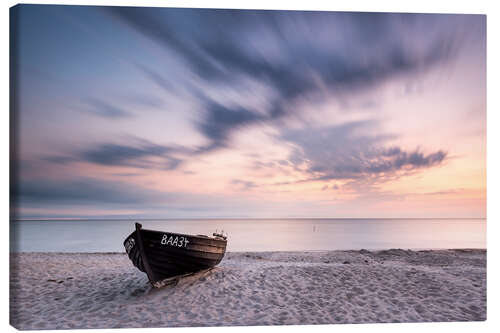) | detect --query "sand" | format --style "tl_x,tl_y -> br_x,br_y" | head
10,249 -> 486,329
